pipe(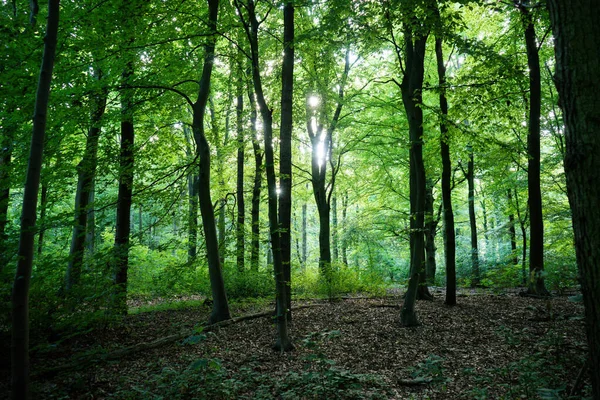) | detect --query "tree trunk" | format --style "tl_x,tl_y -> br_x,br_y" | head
399,24 -> 428,327
85,181 -> 95,254
301,201 -> 307,269
514,188 -> 528,286
184,125 -> 198,262
279,1 -> 294,319
236,63 -> 245,273
507,189 -> 520,280
547,2 -> 600,396
332,194 -> 339,263
237,0 -> 293,351
36,183 -> 48,256
520,4 -> 548,296
65,68 -> 107,293
467,146 -> 480,286
112,61 -> 135,316
435,35 -> 456,306
341,191 -> 348,266
0,115 -> 13,274
424,179 -> 437,286
11,1 -> 60,397
193,0 -> 230,324
248,78 -> 262,272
